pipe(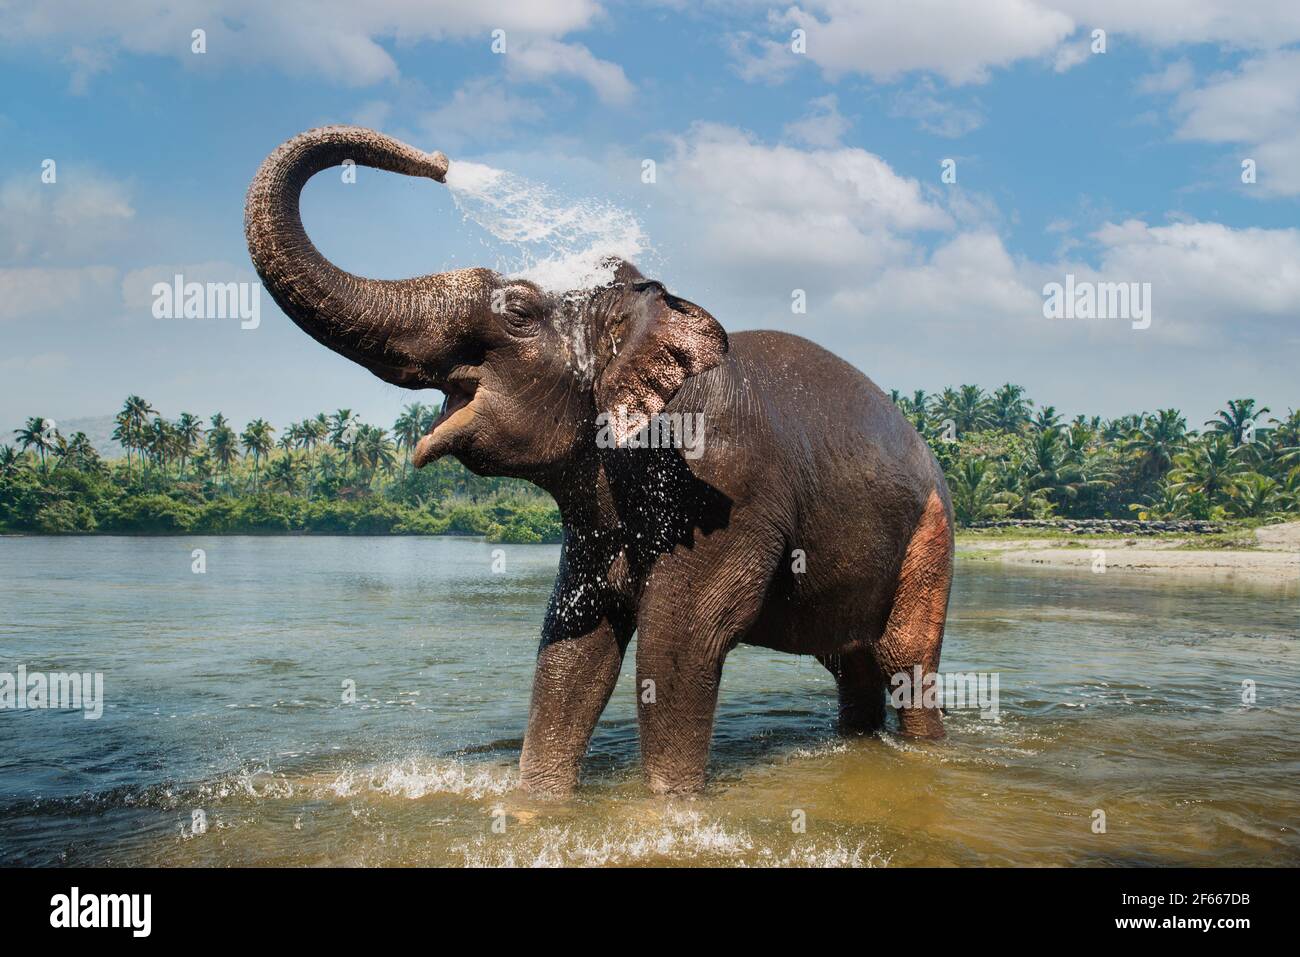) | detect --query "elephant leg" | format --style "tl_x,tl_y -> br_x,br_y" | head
519,619 -> 630,794
817,646 -> 887,734
635,539 -> 777,793
634,634 -> 726,794
873,489 -> 953,739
